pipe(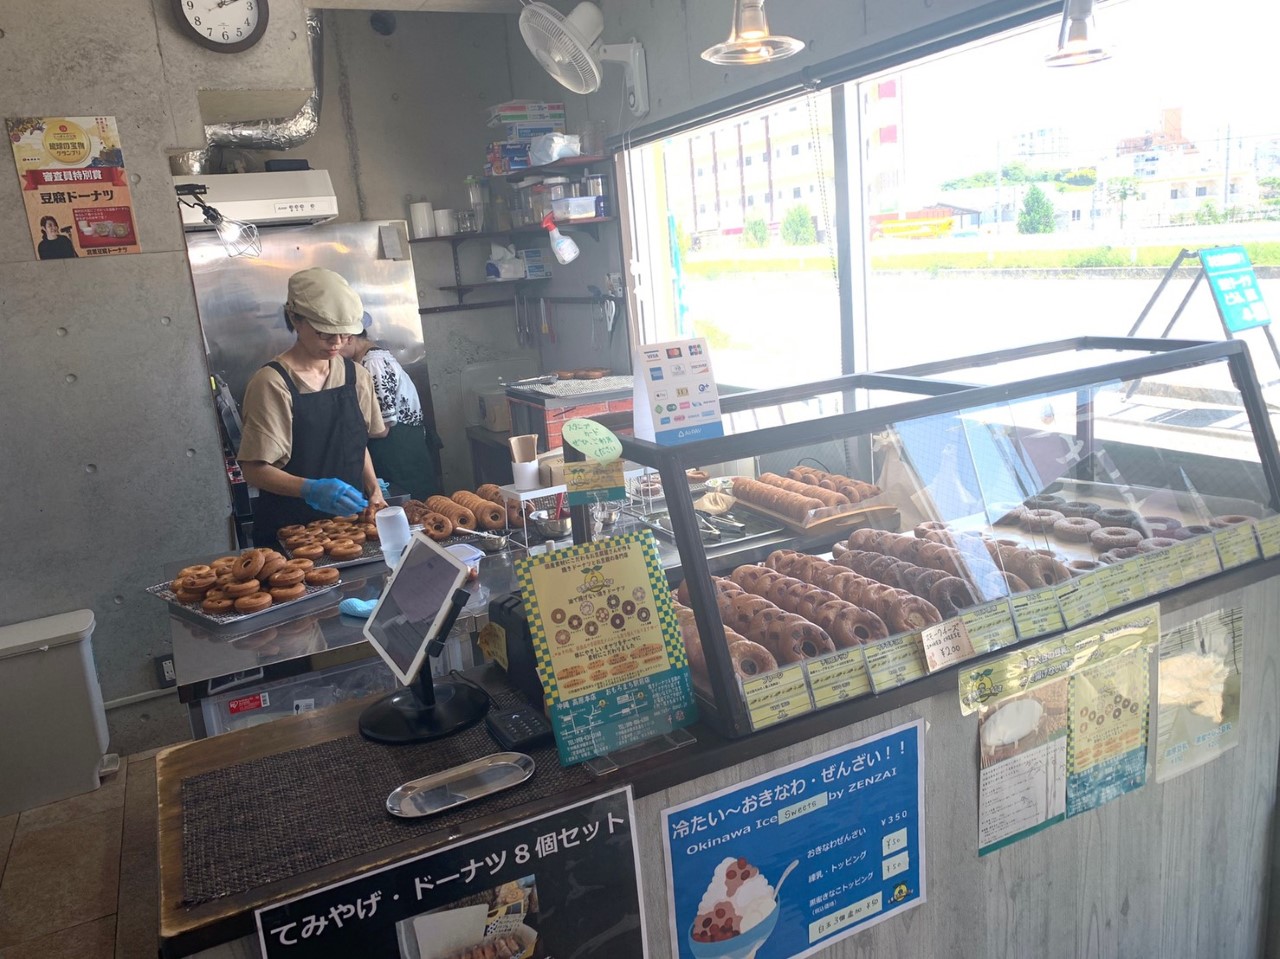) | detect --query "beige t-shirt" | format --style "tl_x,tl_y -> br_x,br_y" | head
237,355 -> 385,469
